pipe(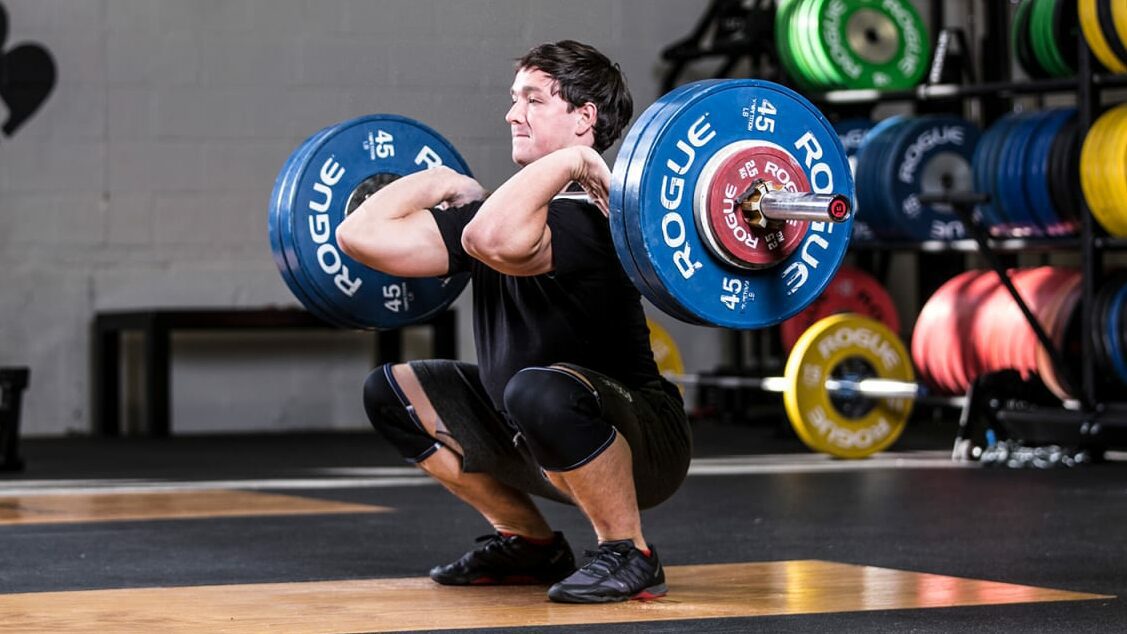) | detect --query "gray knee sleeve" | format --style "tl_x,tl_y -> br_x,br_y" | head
363,364 -> 441,463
